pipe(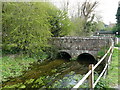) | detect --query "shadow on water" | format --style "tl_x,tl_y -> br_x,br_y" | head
2,58 -> 104,88
77,53 -> 97,65
77,53 -> 104,74
56,51 -> 71,61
